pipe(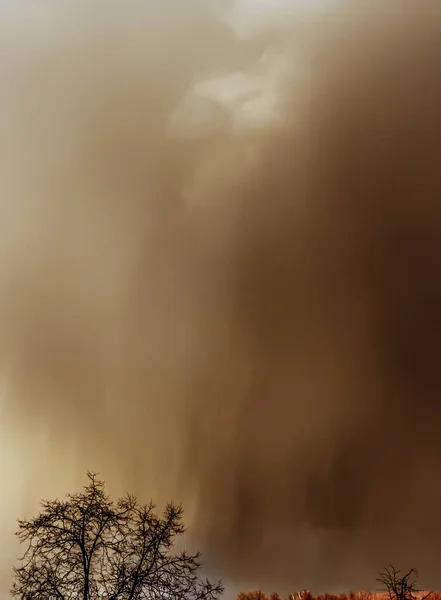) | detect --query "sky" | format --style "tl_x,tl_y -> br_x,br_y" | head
1,0 -> 441,596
